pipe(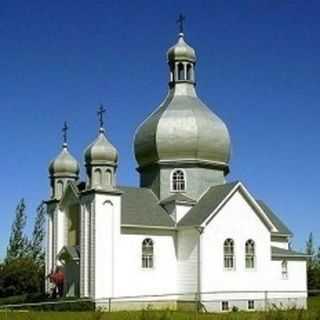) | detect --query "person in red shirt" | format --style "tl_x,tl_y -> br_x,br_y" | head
50,267 -> 65,298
